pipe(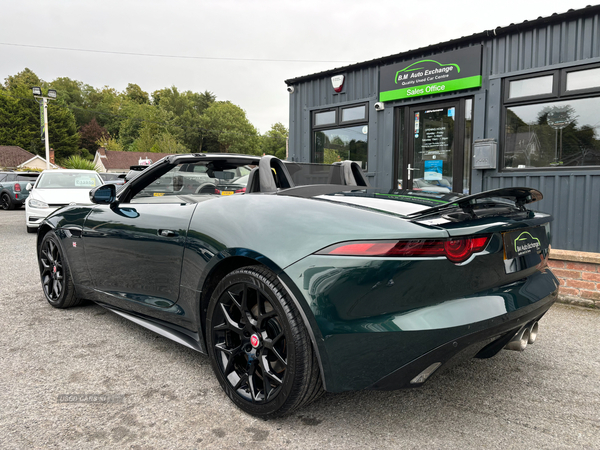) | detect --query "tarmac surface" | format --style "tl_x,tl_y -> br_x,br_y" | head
0,209 -> 599,449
